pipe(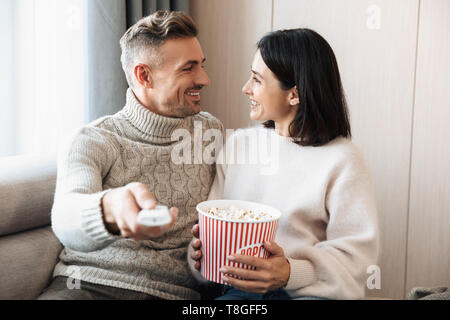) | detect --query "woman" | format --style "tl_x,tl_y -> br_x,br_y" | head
189,28 -> 379,300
